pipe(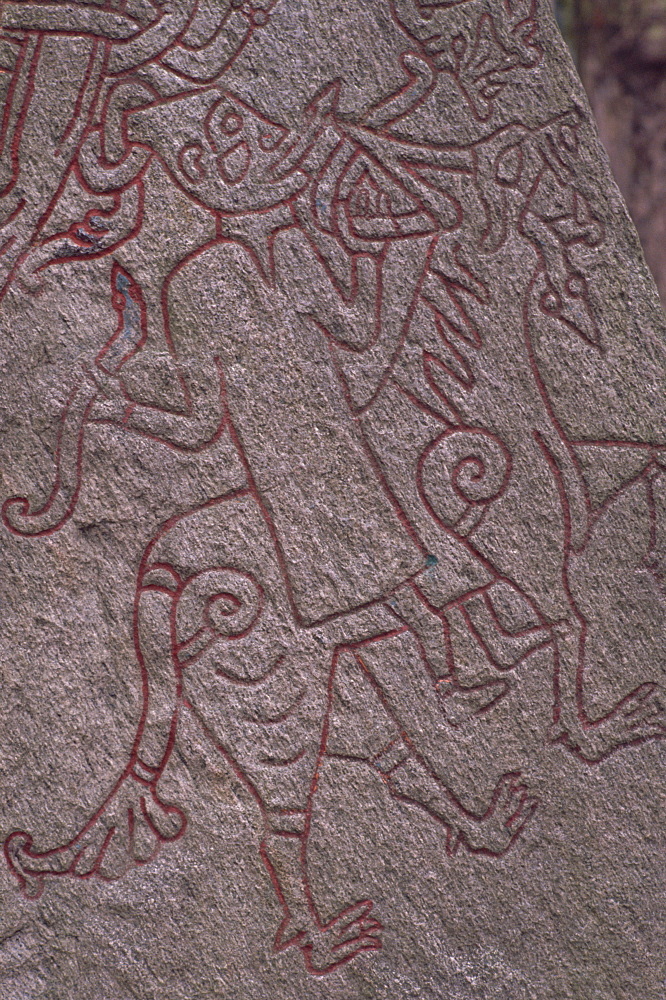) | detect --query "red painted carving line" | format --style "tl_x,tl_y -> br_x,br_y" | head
439,609 -> 457,675
448,242 -> 488,299
92,351 -> 226,454
159,234 -> 228,360
0,34 -> 32,167
299,646 -> 345,932
437,278 -> 484,349
518,224 -> 593,543
156,567 -> 186,778
533,431 -> 588,723
370,51 -> 438,130
169,0 -> 200,49
305,247 -> 451,566
0,234 -> 16,258
128,489 -> 252,775
55,39 -> 100,156
480,589 -> 549,641
566,443 -> 663,554
1,384 -> 96,537
93,78 -> 161,168
207,340 -> 401,630
266,218 -> 308,287
181,696 -> 319,958
188,640 -> 281,681
0,37 -> 113,301
422,347 -> 470,411
97,261 -> 148,369
3,256 -> 197,536
415,437 -> 506,580
297,232 -> 370,315
421,428 -> 513,507
355,413 -> 430,560
438,581 -> 546,641
0,196 -> 26,230
357,235 -> 440,416
350,650 -> 528,858
141,584 -> 177,597
173,0 -> 221,54
388,0 -> 478,55
393,374 -> 460,428
577,462 -> 663,553
211,356 -> 309,629
39,173 -> 147,269
1,33 -> 42,199
242,690 -> 307,727
105,16 -> 184,78
176,570 -> 265,660
1,5 -> 660,971
458,601 -> 551,673
303,134 -> 350,251
153,5 -> 265,85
